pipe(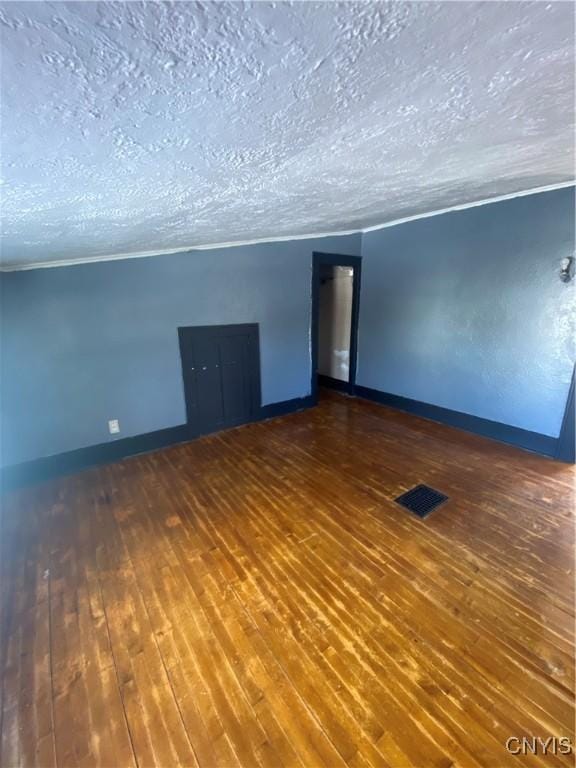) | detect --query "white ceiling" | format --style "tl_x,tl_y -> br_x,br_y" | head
1,1 -> 574,269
